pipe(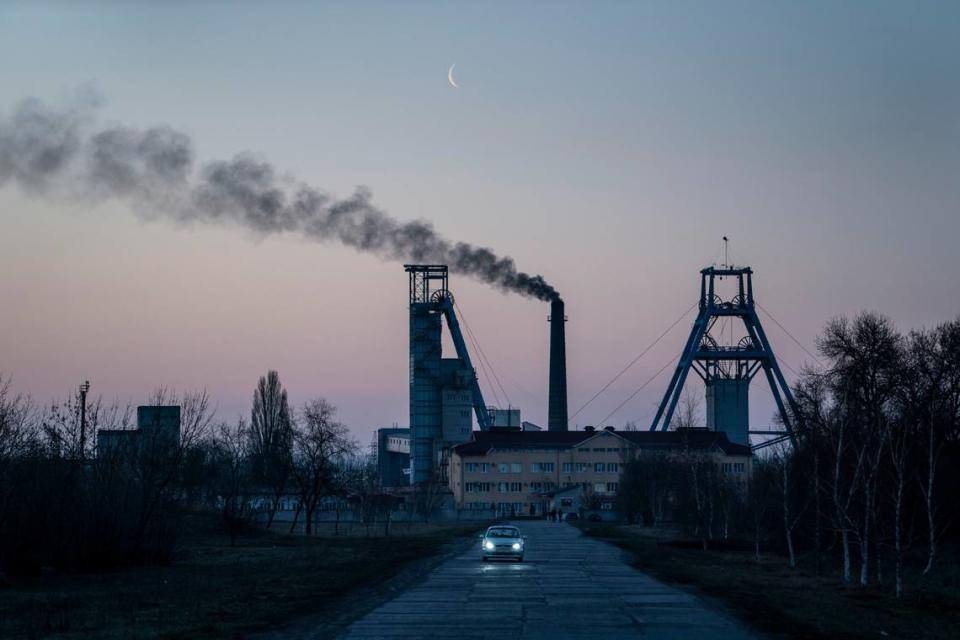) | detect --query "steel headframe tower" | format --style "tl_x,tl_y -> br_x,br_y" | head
406,265 -> 490,484
649,266 -> 799,448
